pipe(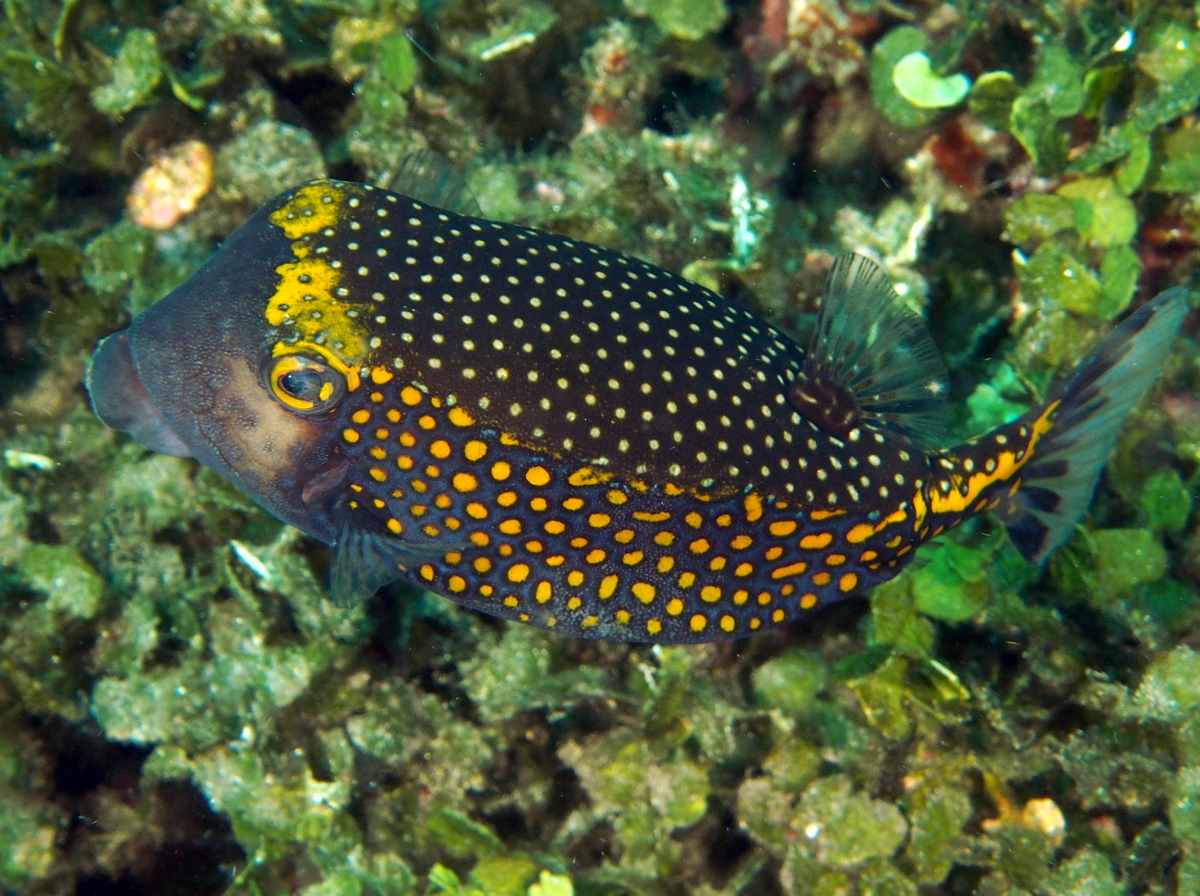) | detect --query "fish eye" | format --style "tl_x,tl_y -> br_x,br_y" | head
266,354 -> 346,414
